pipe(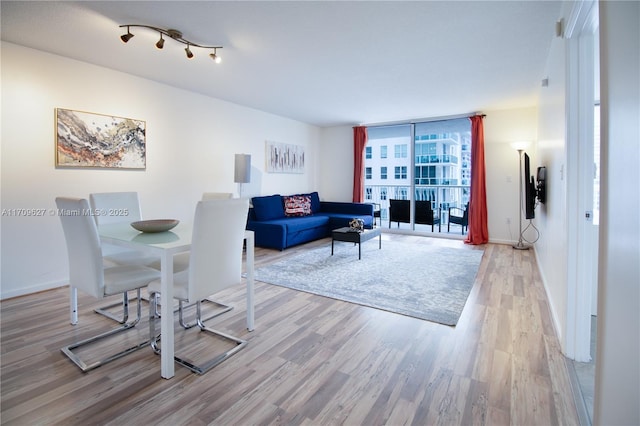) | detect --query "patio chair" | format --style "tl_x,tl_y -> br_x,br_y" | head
448,202 -> 469,234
